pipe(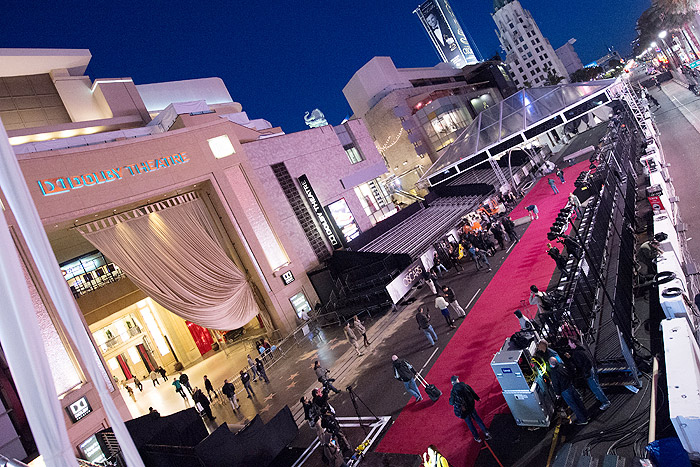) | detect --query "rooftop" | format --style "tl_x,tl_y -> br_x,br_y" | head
0,48 -> 91,77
